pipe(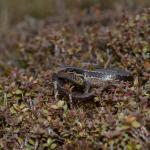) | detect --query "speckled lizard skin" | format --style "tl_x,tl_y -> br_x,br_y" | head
52,67 -> 133,100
